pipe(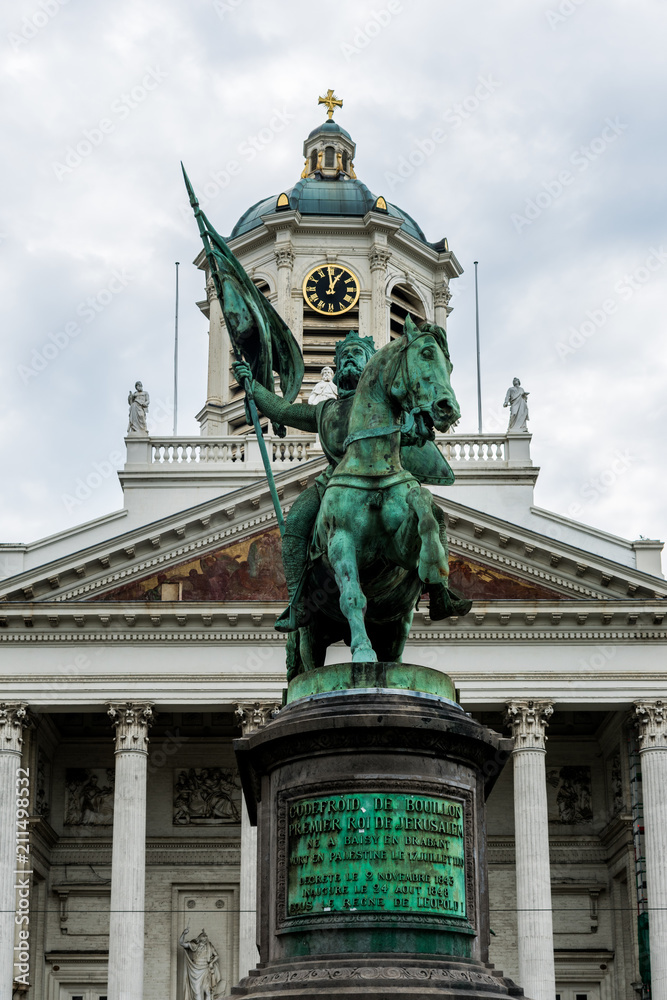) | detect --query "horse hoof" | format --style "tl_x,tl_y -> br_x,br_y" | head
352,648 -> 377,663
